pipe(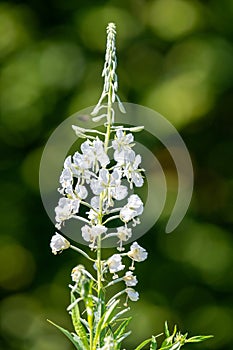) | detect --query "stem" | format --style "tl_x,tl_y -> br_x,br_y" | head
96,23 -> 117,298
91,23 -> 118,349
97,192 -> 104,298
70,245 -> 95,262
80,200 -> 98,212
107,289 -> 127,306
104,85 -> 113,152
71,215 -> 90,224
105,277 -> 124,288
97,235 -> 102,296
107,207 -> 121,214
103,214 -> 120,225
